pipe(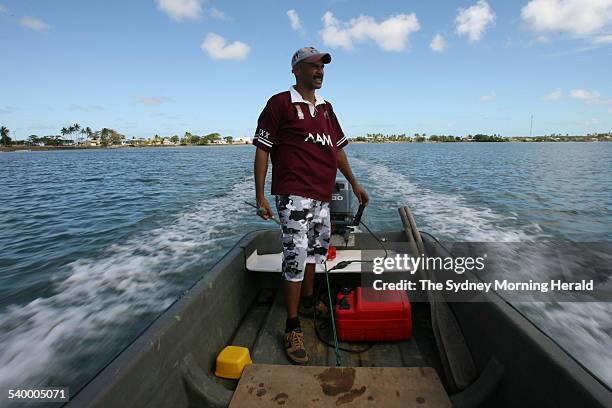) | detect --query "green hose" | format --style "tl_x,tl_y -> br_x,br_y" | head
323,261 -> 342,367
